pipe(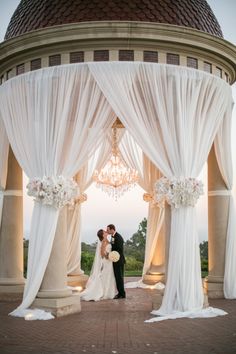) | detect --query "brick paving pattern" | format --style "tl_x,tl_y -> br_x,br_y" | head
0,278 -> 236,354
